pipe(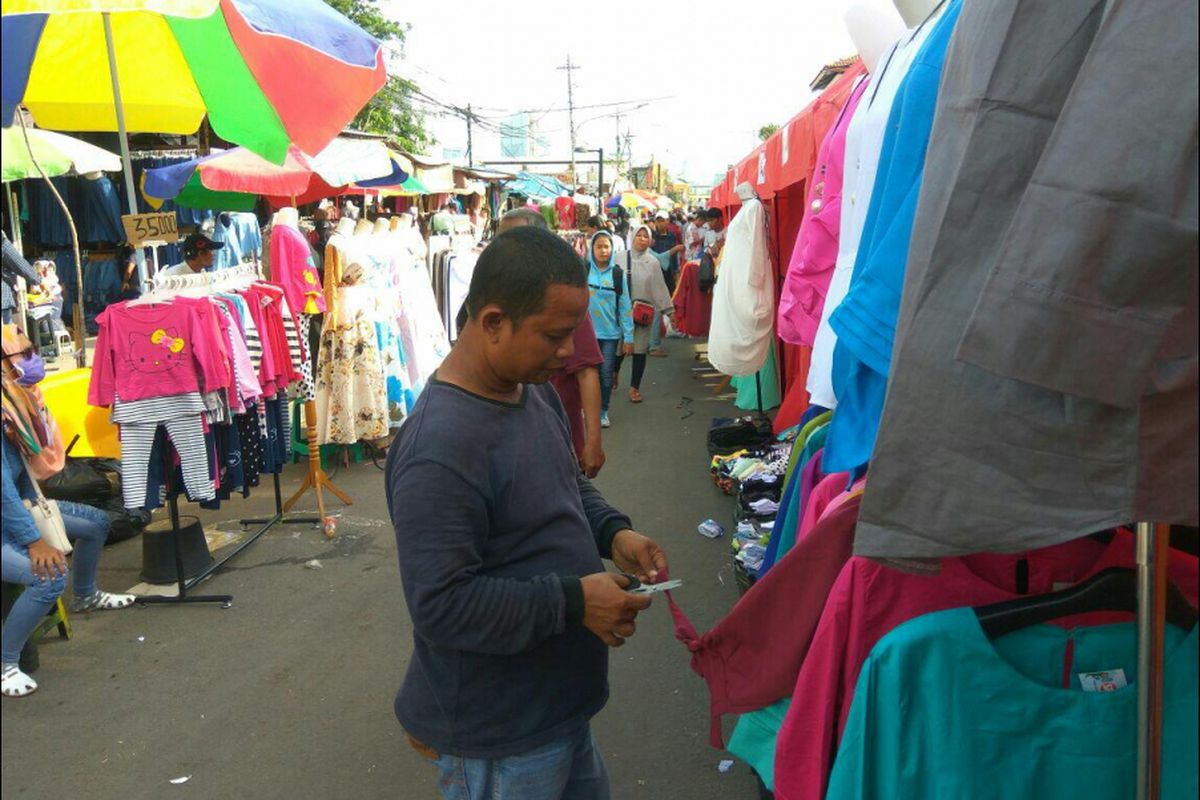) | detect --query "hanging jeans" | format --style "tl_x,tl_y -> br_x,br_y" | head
1,501 -> 111,663
597,339 -> 622,413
